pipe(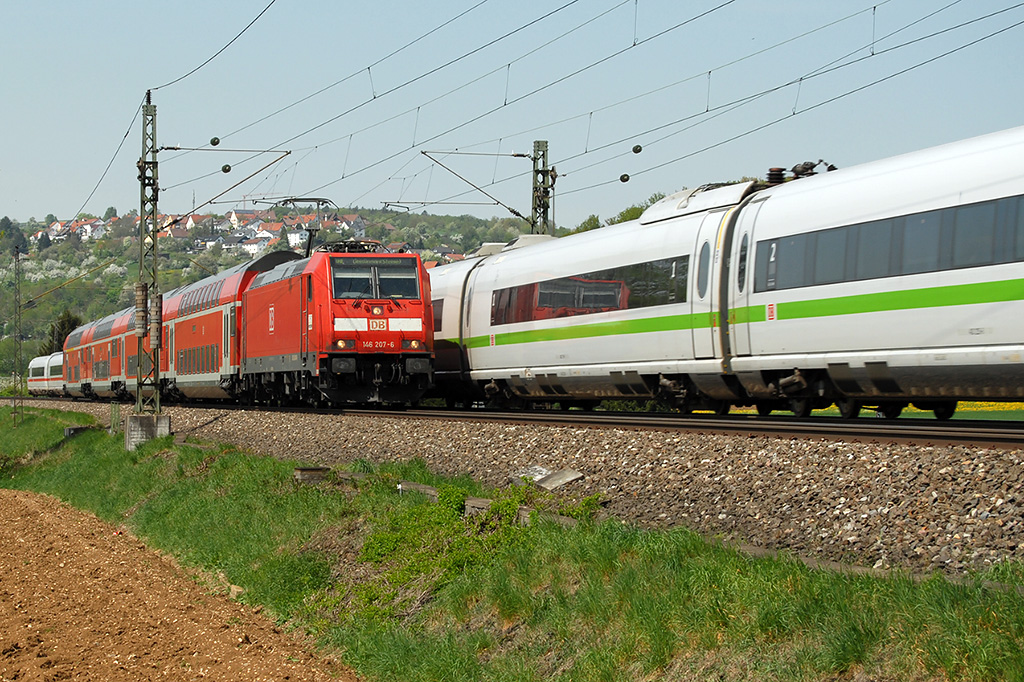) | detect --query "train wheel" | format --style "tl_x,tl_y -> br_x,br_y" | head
756,403 -> 773,416
836,397 -> 860,419
789,398 -> 812,418
933,401 -> 957,421
879,403 -> 903,420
